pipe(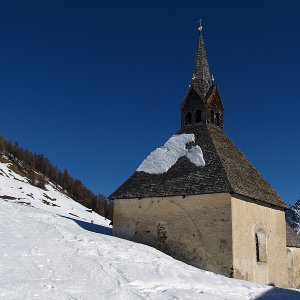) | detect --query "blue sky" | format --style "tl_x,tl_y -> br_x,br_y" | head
0,0 -> 299,204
